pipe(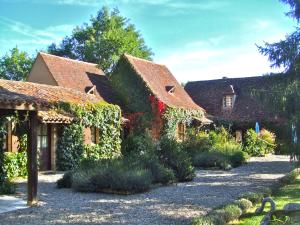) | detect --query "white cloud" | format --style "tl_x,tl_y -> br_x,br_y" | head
0,17 -> 74,45
157,42 -> 283,83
